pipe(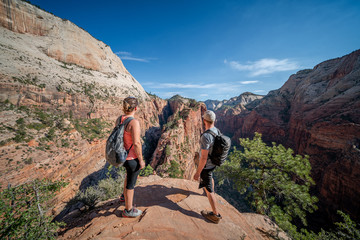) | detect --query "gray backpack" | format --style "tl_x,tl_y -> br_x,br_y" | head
204,129 -> 231,166
105,116 -> 134,167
